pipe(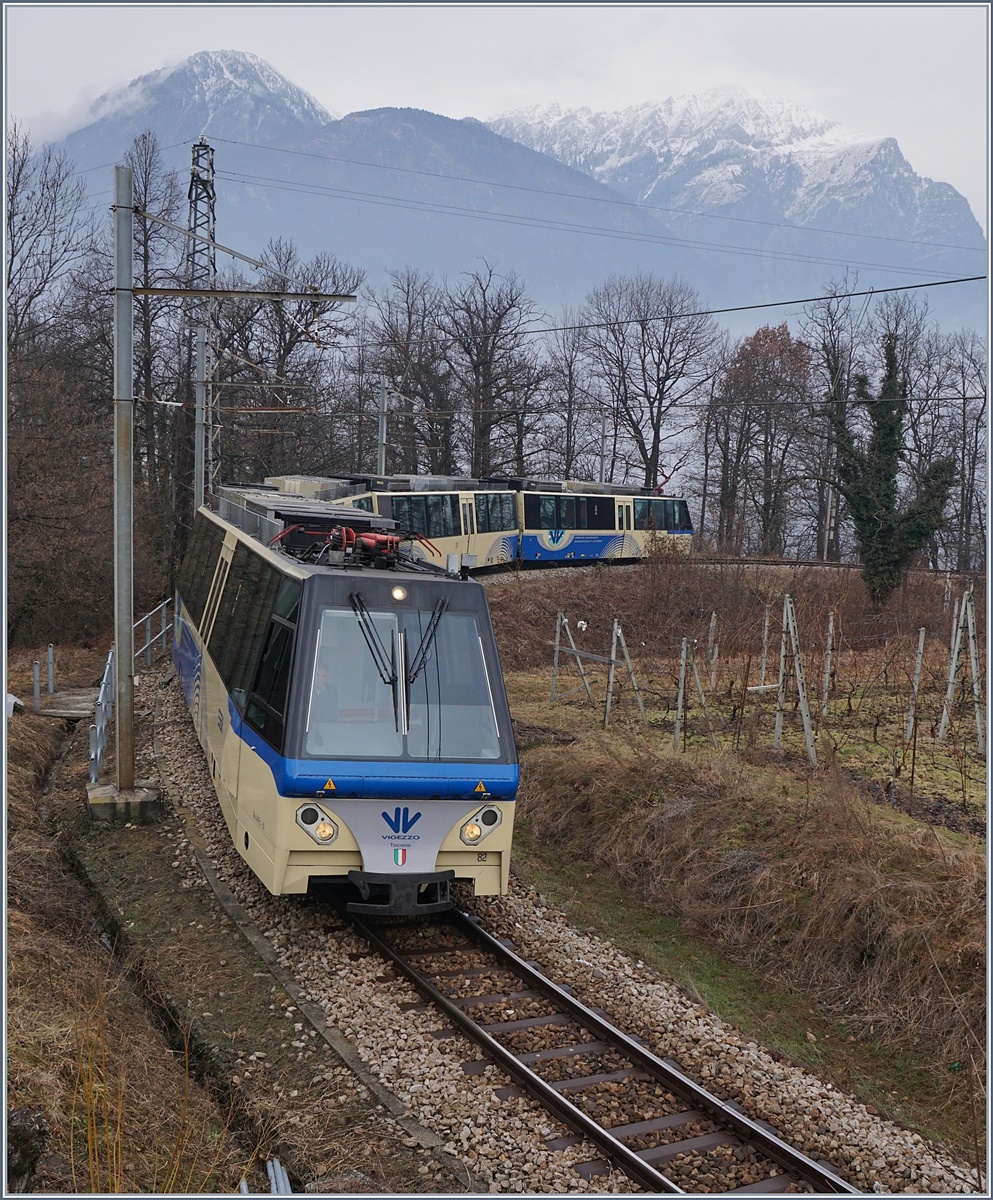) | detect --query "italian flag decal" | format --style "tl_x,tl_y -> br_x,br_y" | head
394,847 -> 408,866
